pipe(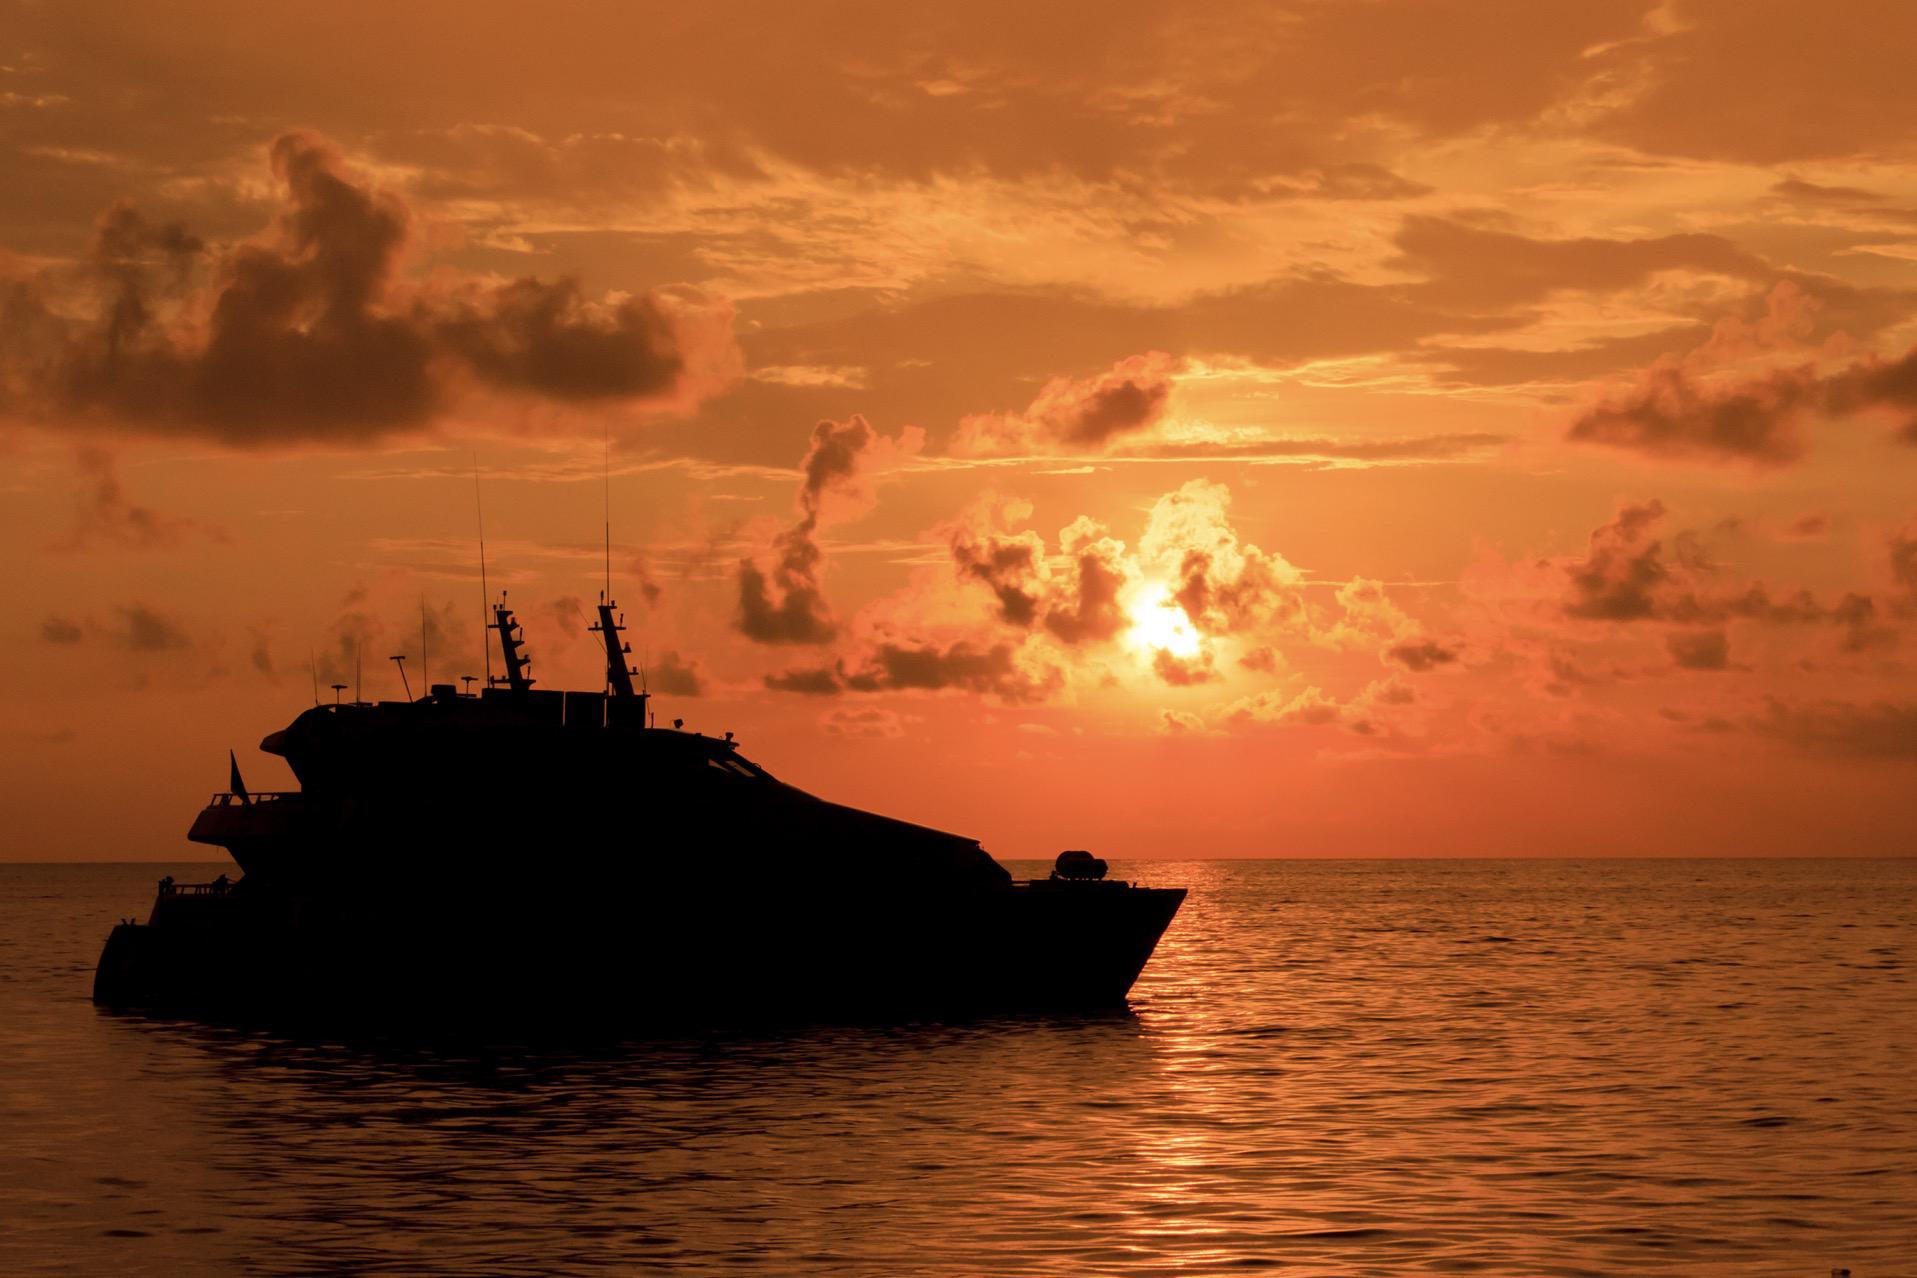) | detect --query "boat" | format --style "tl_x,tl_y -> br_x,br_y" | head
92,595 -> 1187,1023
